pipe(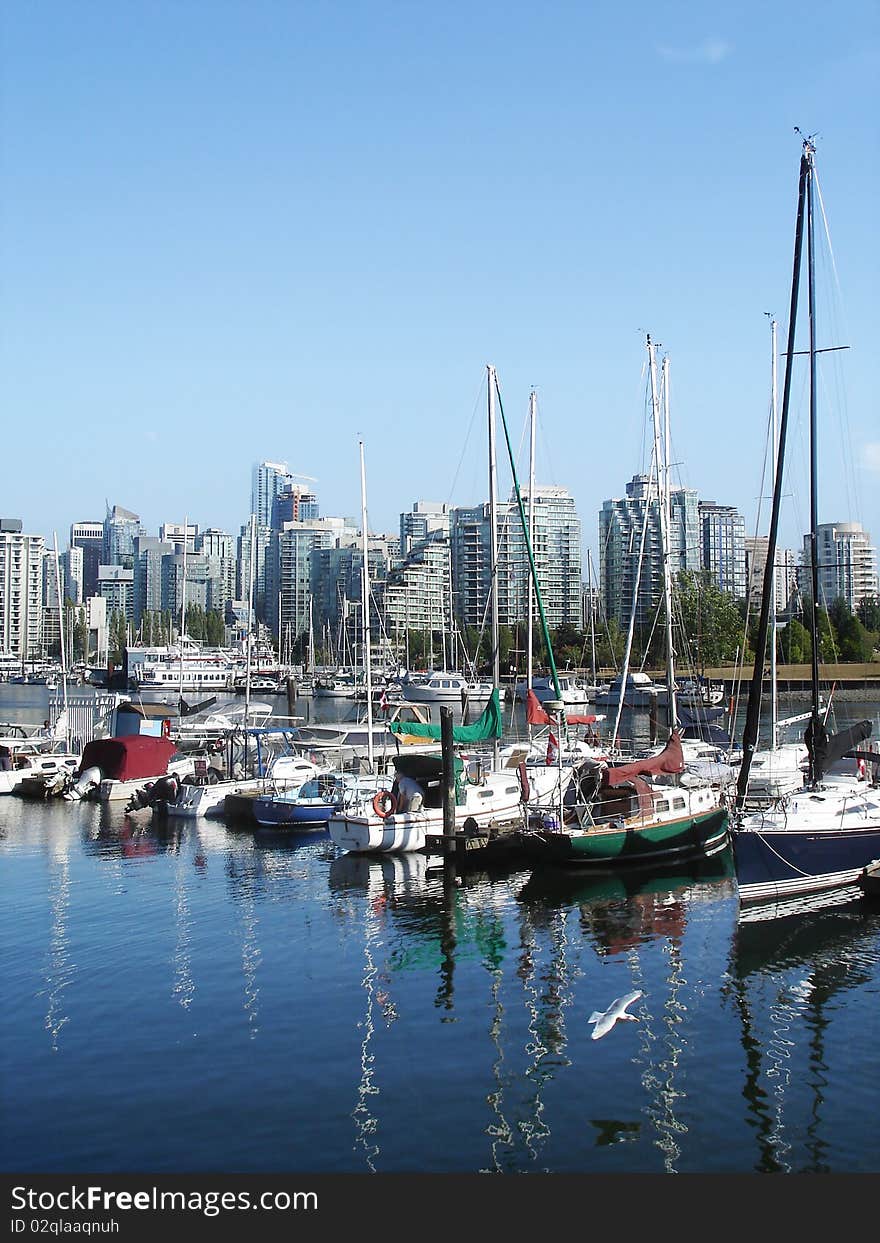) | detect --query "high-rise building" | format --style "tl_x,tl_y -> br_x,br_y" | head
449,486 -> 582,631
159,521 -> 199,554
103,505 -> 144,569
251,461 -> 292,529
133,535 -> 174,626
599,476 -> 701,627
275,520 -> 341,652
744,538 -> 798,613
376,531 -> 452,653
699,502 -> 747,599
400,502 -> 451,555
798,521 -> 879,611
97,565 -> 135,623
70,521 -> 104,598
273,487 -> 319,527
198,529 -> 236,613
61,546 -> 84,606
0,521 -> 45,661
